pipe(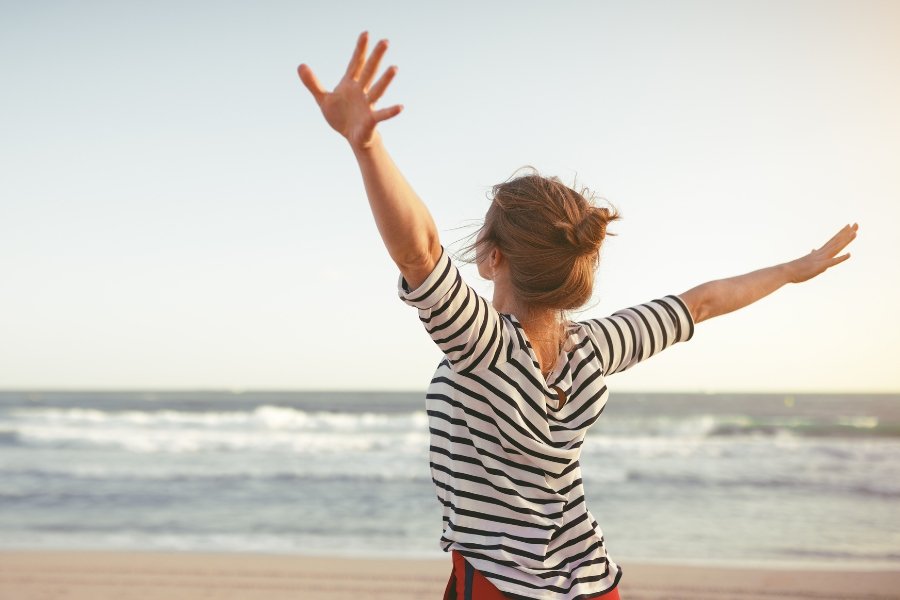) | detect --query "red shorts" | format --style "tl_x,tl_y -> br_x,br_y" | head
444,550 -> 621,600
